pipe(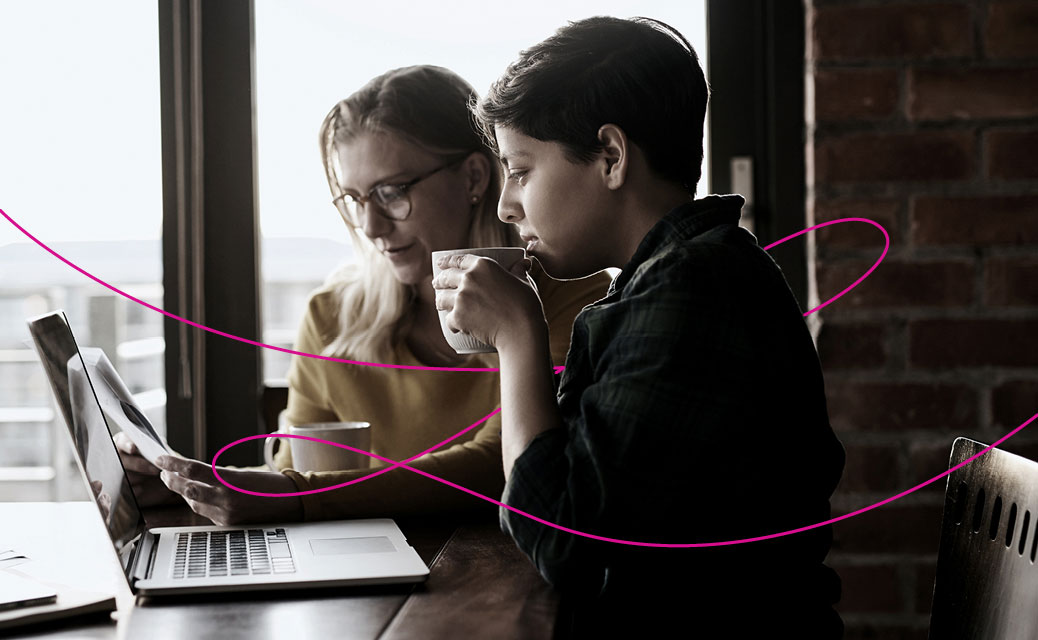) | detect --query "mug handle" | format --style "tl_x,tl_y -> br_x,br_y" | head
263,431 -> 282,470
